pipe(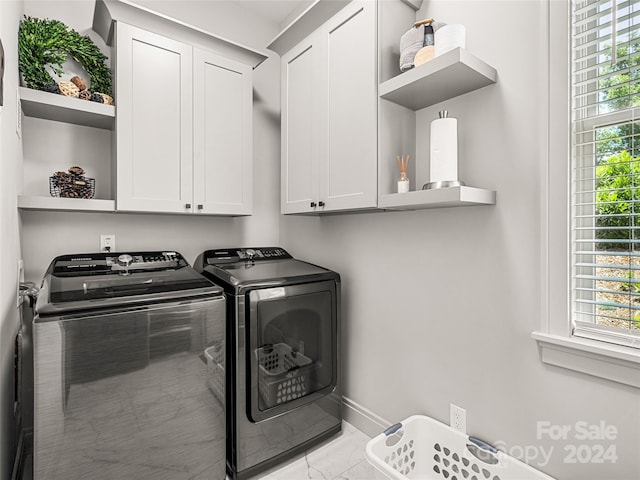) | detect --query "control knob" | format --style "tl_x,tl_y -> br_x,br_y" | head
245,248 -> 256,260
117,254 -> 133,267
